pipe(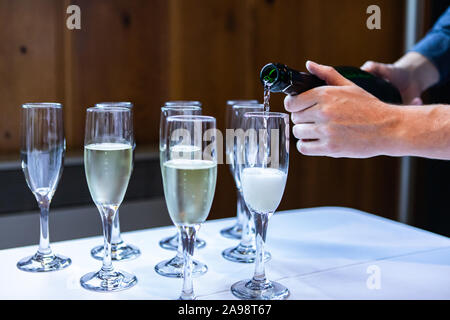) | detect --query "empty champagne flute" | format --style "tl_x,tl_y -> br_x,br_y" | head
161,115 -> 217,299
17,103 -> 71,272
90,102 -> 140,261
158,101 -> 206,252
220,99 -> 259,239
231,112 -> 290,300
155,104 -> 208,278
80,106 -> 137,292
222,103 -> 271,263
